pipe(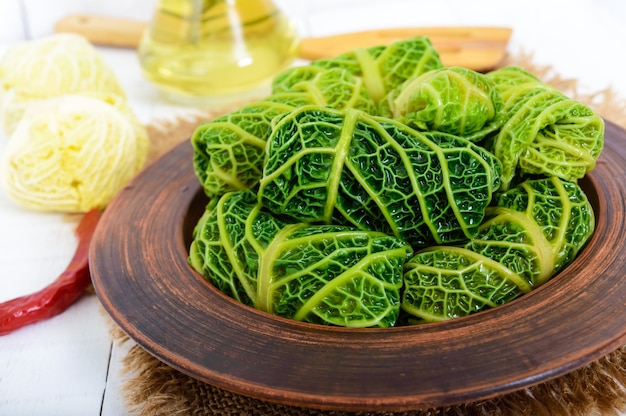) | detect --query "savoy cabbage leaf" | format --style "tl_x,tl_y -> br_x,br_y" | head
189,190 -> 413,328
381,66 -> 504,142
309,36 -> 444,103
401,176 -> 594,323
484,68 -> 604,190
258,105 -> 502,249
